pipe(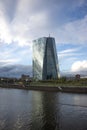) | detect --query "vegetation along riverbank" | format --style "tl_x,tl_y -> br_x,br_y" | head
0,77 -> 87,93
